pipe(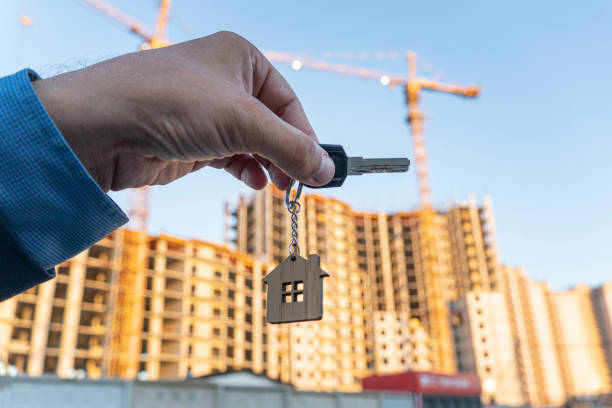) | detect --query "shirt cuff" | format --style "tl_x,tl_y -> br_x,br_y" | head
0,68 -> 128,271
